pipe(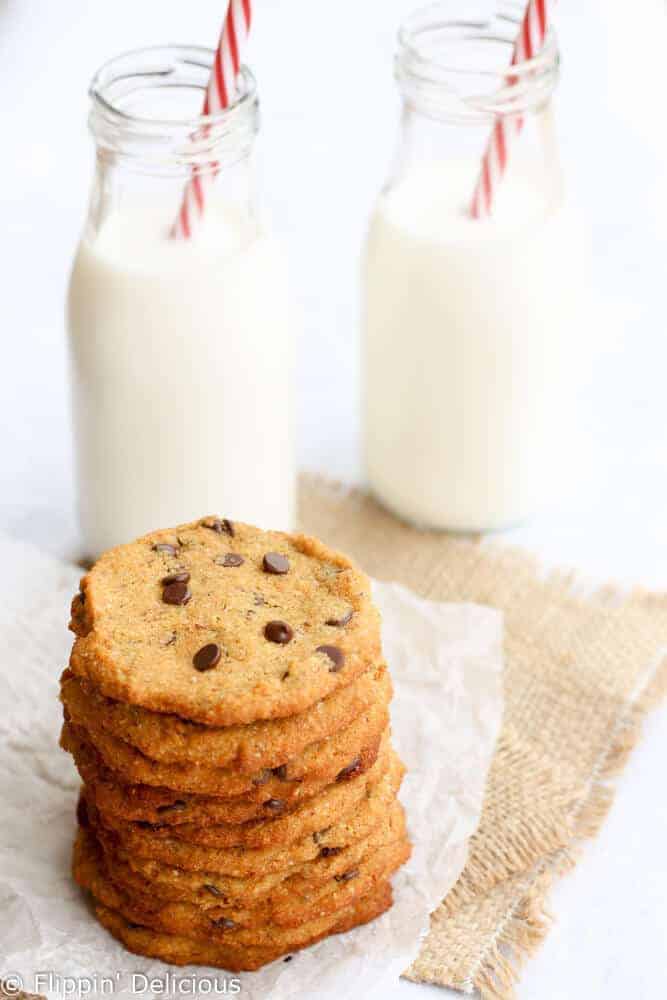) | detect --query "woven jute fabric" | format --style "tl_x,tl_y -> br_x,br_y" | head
299,474 -> 667,999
